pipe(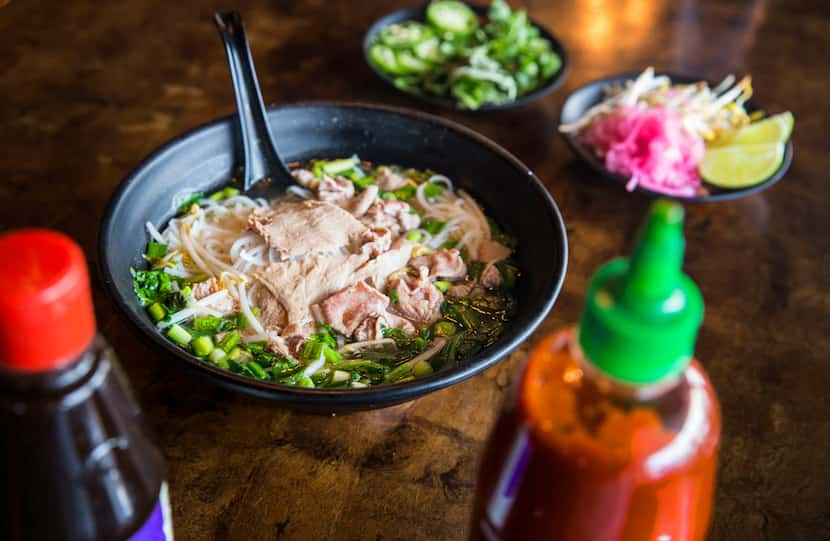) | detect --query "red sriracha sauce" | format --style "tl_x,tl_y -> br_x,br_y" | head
470,201 -> 721,541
